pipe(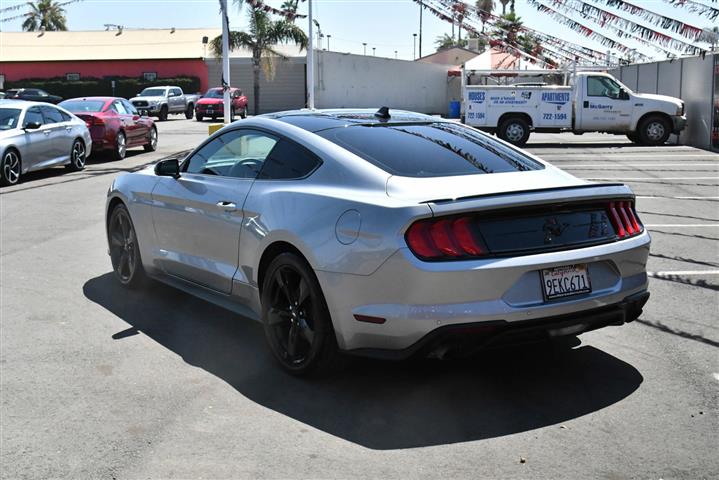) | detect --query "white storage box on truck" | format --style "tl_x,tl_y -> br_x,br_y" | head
463,71 -> 686,146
